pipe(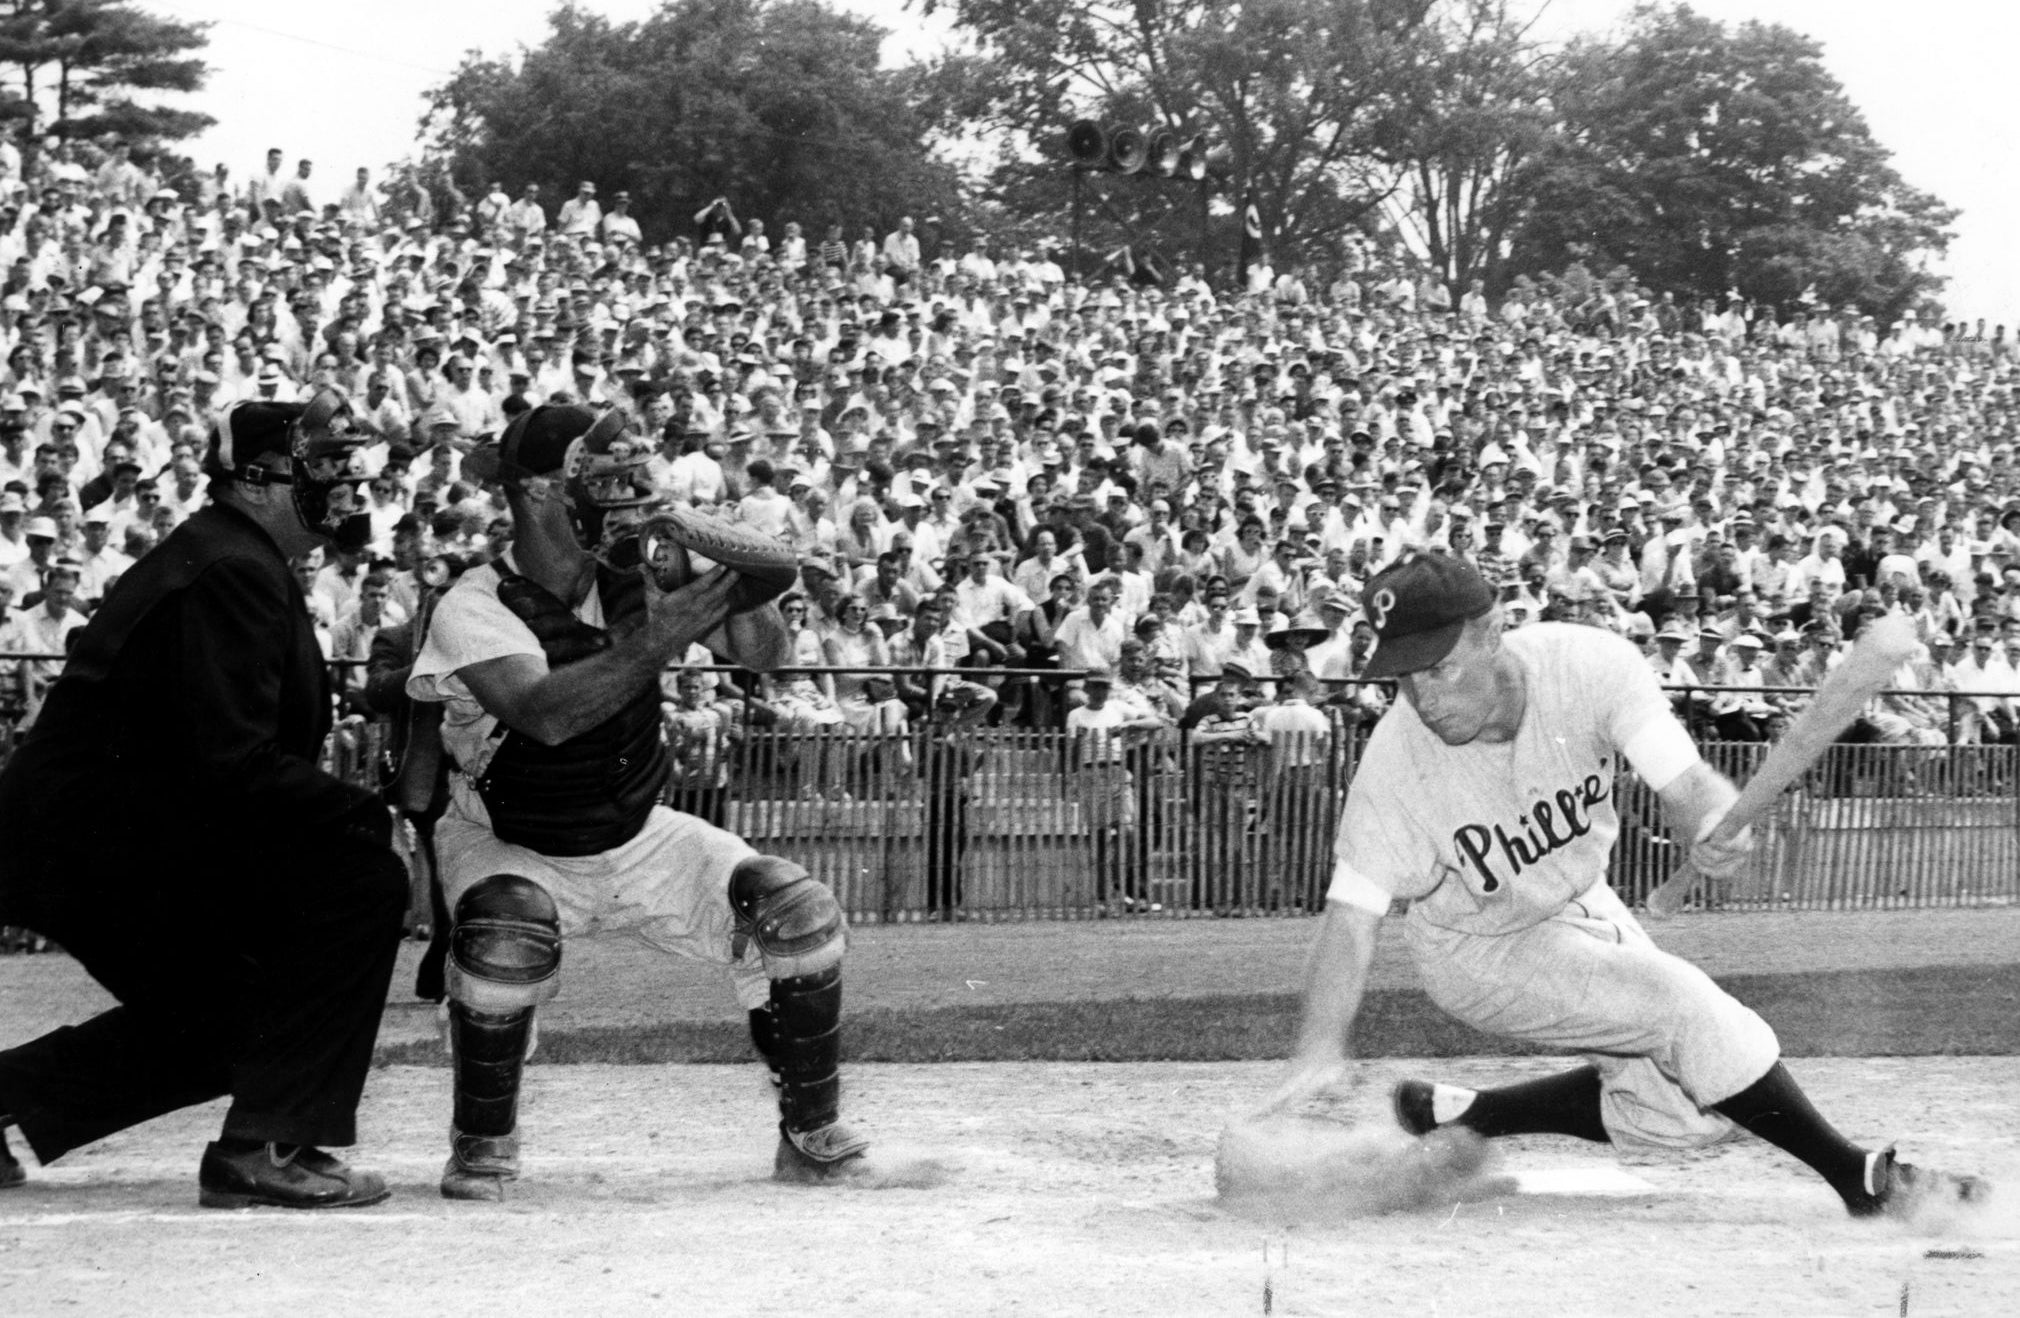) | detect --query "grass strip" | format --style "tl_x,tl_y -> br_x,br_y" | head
377,964 -> 2020,1067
